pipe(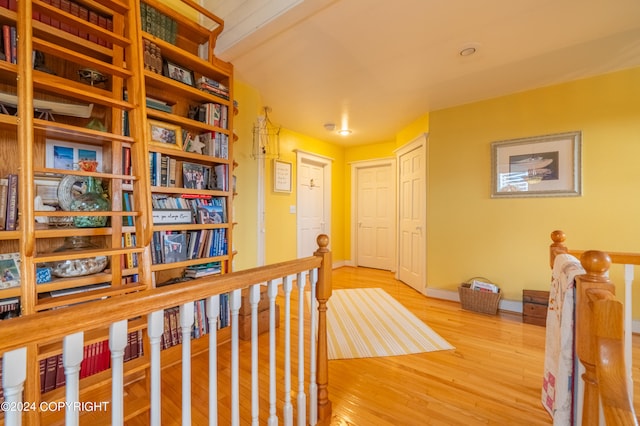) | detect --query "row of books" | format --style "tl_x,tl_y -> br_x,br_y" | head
0,174 -> 18,231
0,0 -> 115,48
183,130 -> 229,159
140,2 -> 177,45
195,102 -> 229,130
148,153 -> 228,191
184,262 -> 222,278
150,228 -> 227,265
121,232 -> 139,269
151,195 -> 227,224
161,296 -> 230,350
196,76 -> 230,100
0,297 -> 19,320
38,331 -> 143,394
